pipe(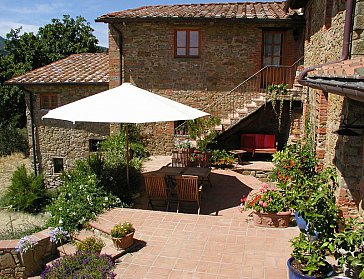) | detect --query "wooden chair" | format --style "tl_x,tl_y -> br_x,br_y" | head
171,150 -> 190,167
143,173 -> 170,211
175,175 -> 202,215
